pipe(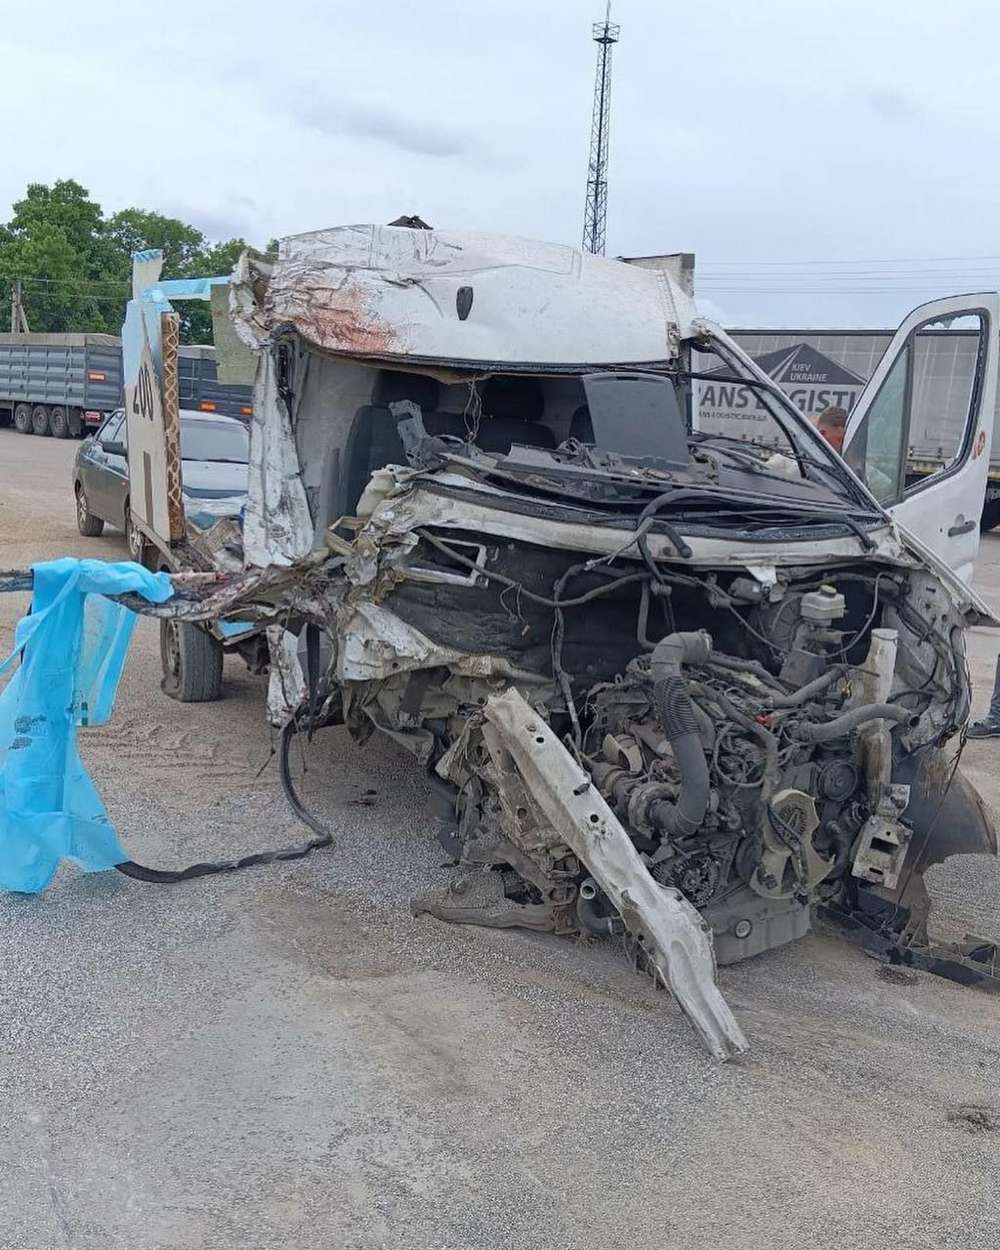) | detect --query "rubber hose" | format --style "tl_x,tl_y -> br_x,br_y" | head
648,631 -> 713,838
795,702 -> 917,743
114,718 -> 334,884
767,666 -> 845,708
576,880 -> 619,936
708,653 -> 789,689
